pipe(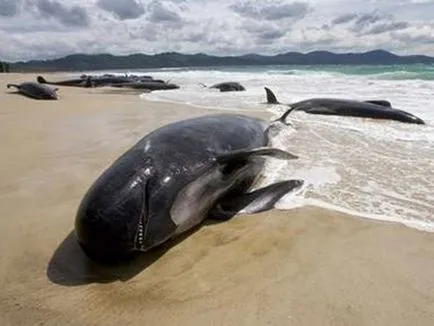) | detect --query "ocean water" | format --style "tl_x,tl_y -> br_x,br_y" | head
96,65 -> 434,232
